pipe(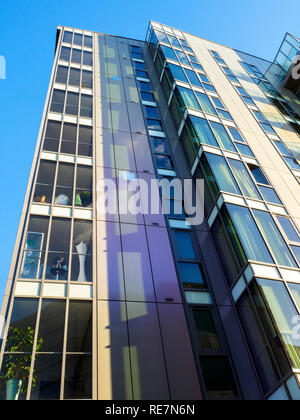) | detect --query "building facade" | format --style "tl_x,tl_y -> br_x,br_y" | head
1,21 -> 300,400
